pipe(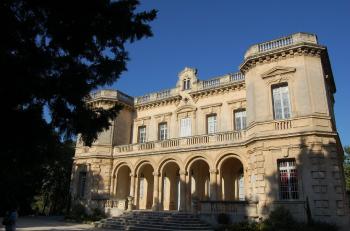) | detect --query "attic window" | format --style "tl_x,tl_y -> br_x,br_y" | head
183,79 -> 191,90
